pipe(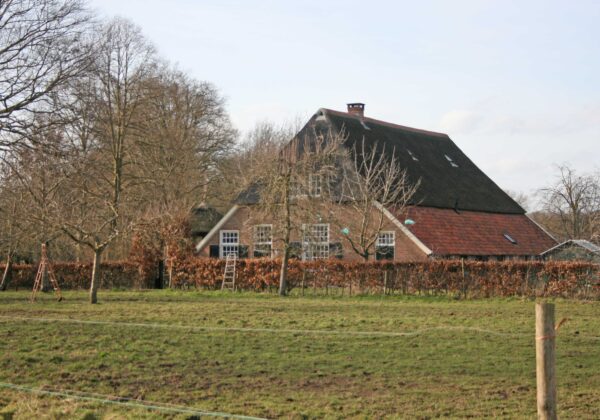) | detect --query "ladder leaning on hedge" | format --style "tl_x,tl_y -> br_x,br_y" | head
221,252 -> 237,291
